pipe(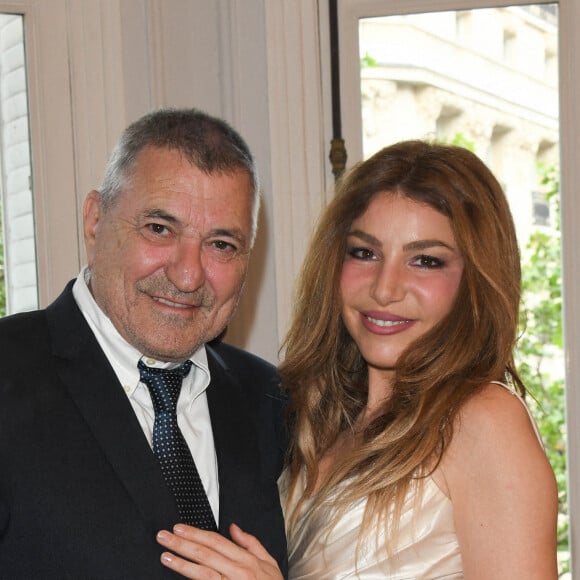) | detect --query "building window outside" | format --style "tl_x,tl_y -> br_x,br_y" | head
0,12 -> 38,316
533,190 -> 551,227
